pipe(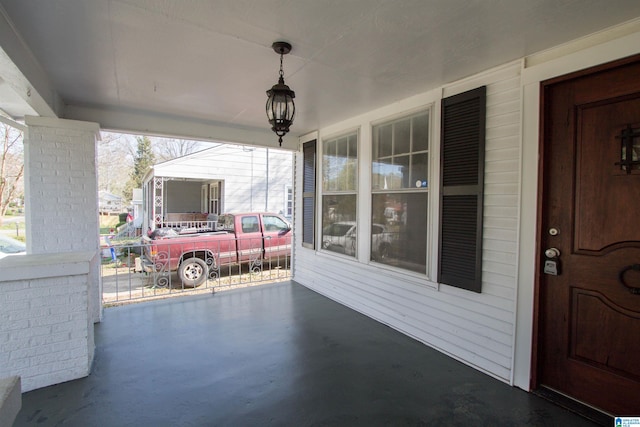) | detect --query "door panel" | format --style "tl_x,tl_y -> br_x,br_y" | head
575,99 -> 640,253
261,214 -> 291,259
538,57 -> 640,416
